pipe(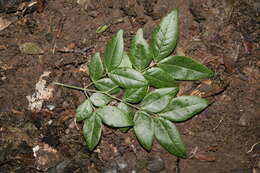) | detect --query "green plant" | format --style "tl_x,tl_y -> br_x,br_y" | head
55,9 -> 214,158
